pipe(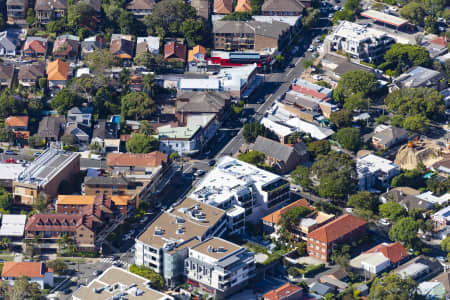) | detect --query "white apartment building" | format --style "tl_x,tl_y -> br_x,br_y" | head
190,156 -> 290,225
185,237 -> 255,300
135,198 -> 227,287
325,21 -> 395,62
357,153 -> 400,190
